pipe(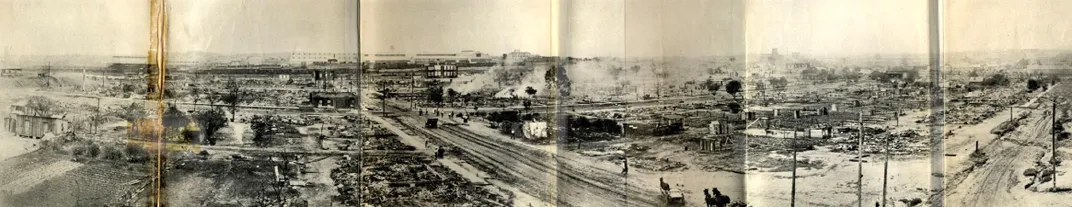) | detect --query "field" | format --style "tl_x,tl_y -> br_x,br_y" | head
0,155 -> 146,207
